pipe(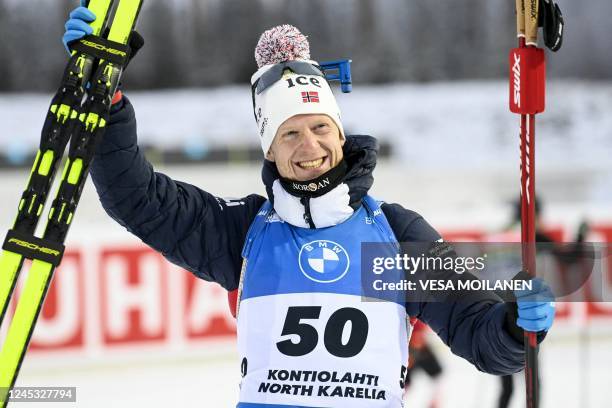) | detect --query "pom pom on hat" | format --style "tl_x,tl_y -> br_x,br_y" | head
255,24 -> 311,68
